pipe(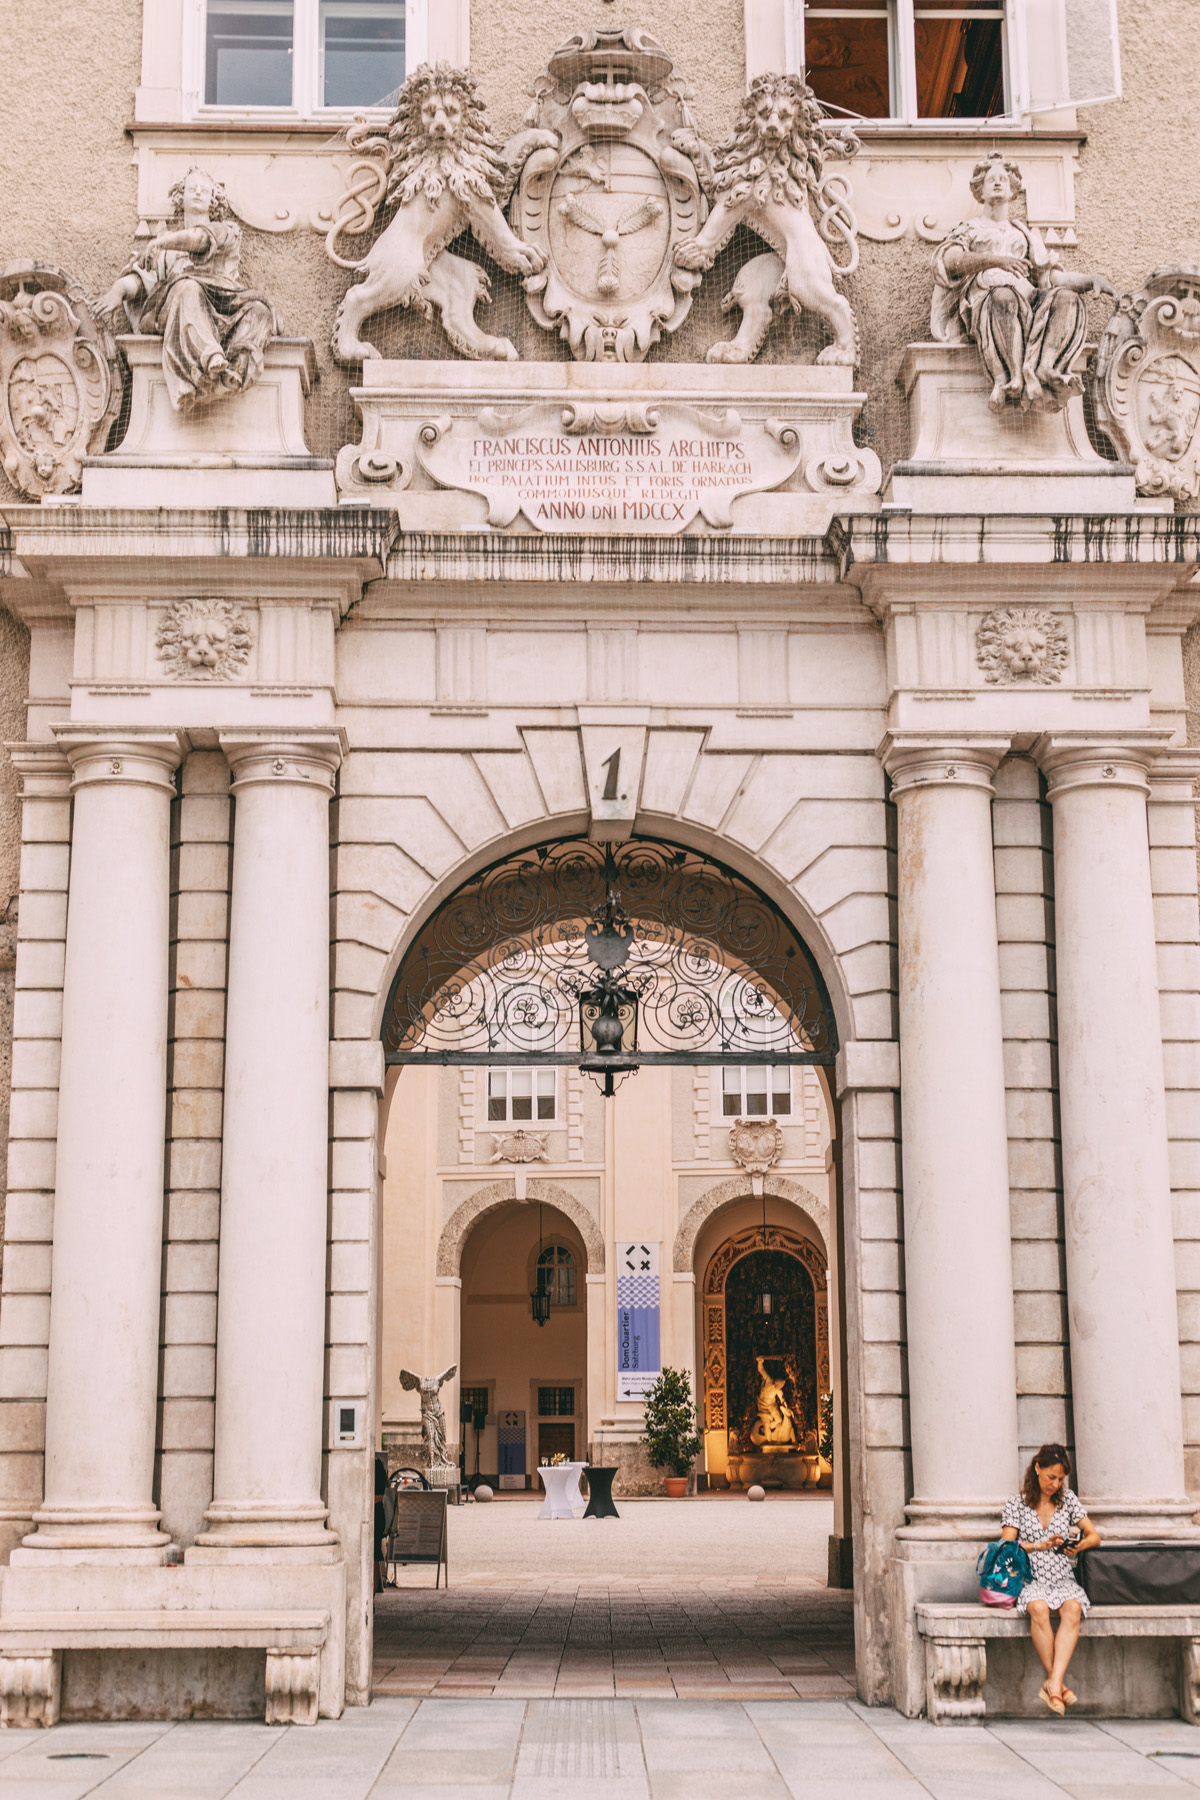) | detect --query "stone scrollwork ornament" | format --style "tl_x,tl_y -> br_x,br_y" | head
728,1118 -> 784,1175
671,72 -> 861,365
156,597 -> 254,681
326,65 -> 554,364
510,28 -> 706,362
1092,267 -> 1200,505
975,608 -> 1069,686
0,264 -> 122,499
